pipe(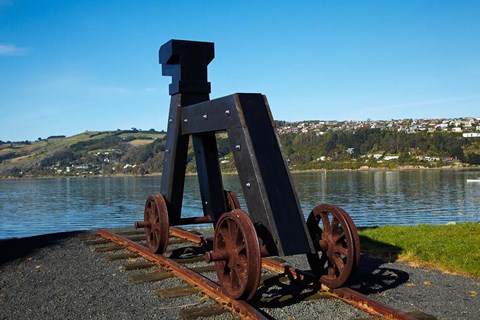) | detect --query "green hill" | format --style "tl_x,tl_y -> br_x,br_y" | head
0,130 -> 166,177
278,128 -> 480,171
1,126 -> 479,178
